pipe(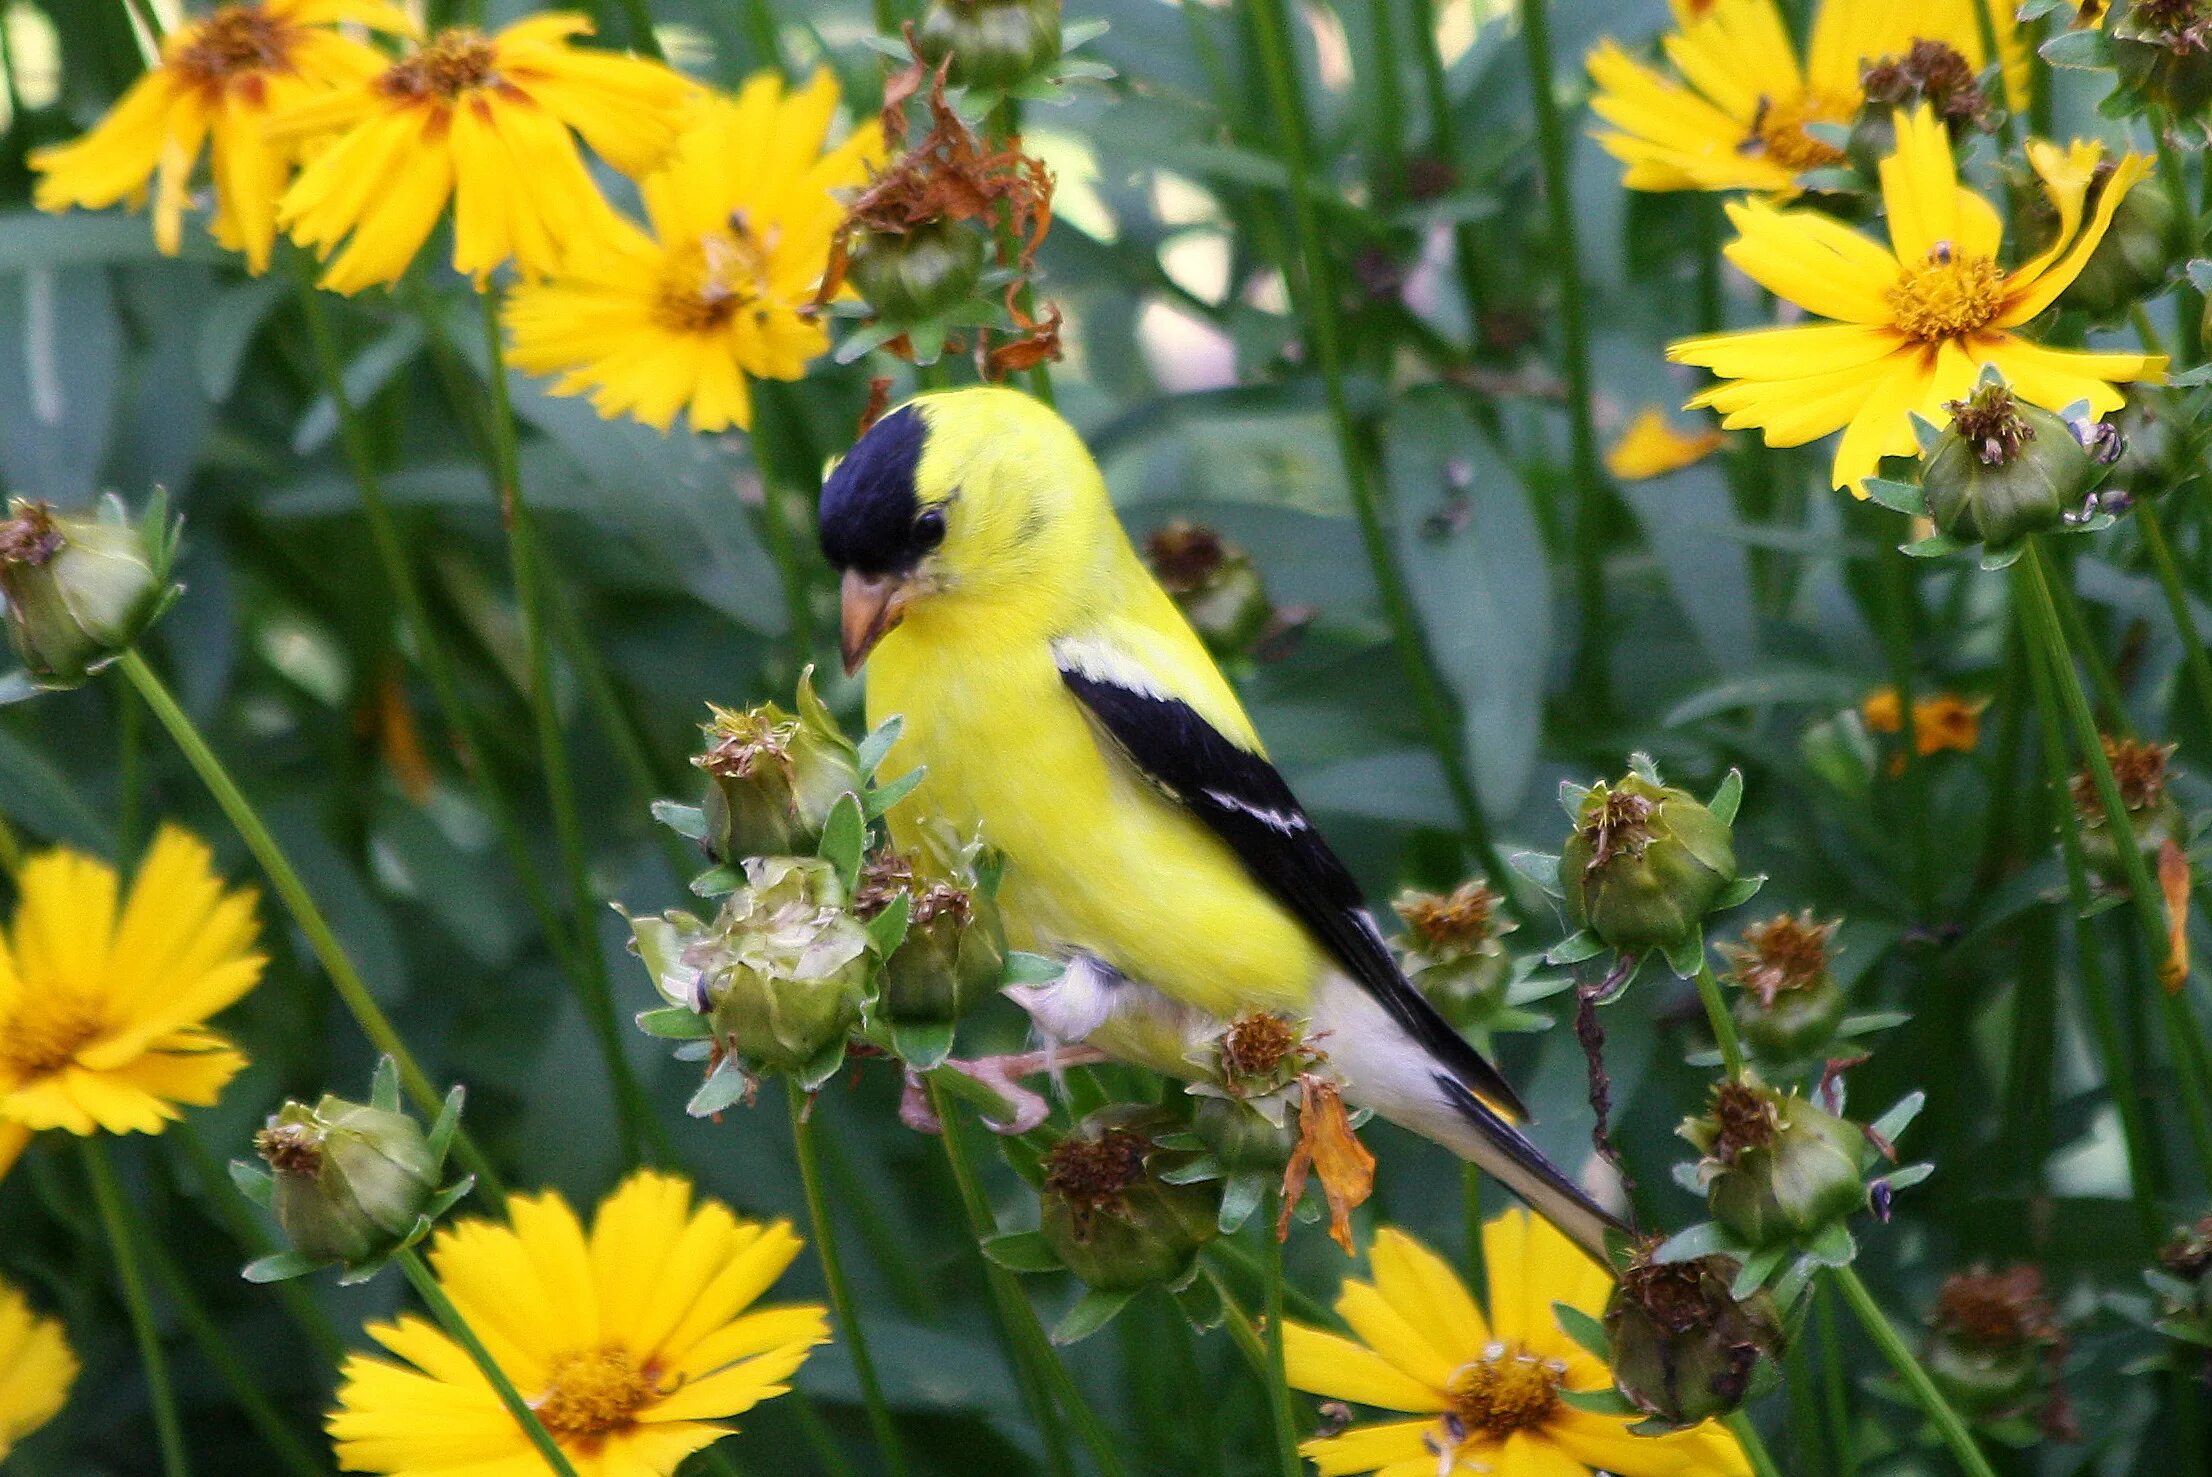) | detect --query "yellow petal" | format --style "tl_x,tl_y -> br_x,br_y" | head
1299,1418 -> 1443,1477
2000,152 -> 2157,326
1877,104 -> 1961,266
1281,1321 -> 1449,1413
1719,200 -> 1897,325
1367,1228 -> 1489,1367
